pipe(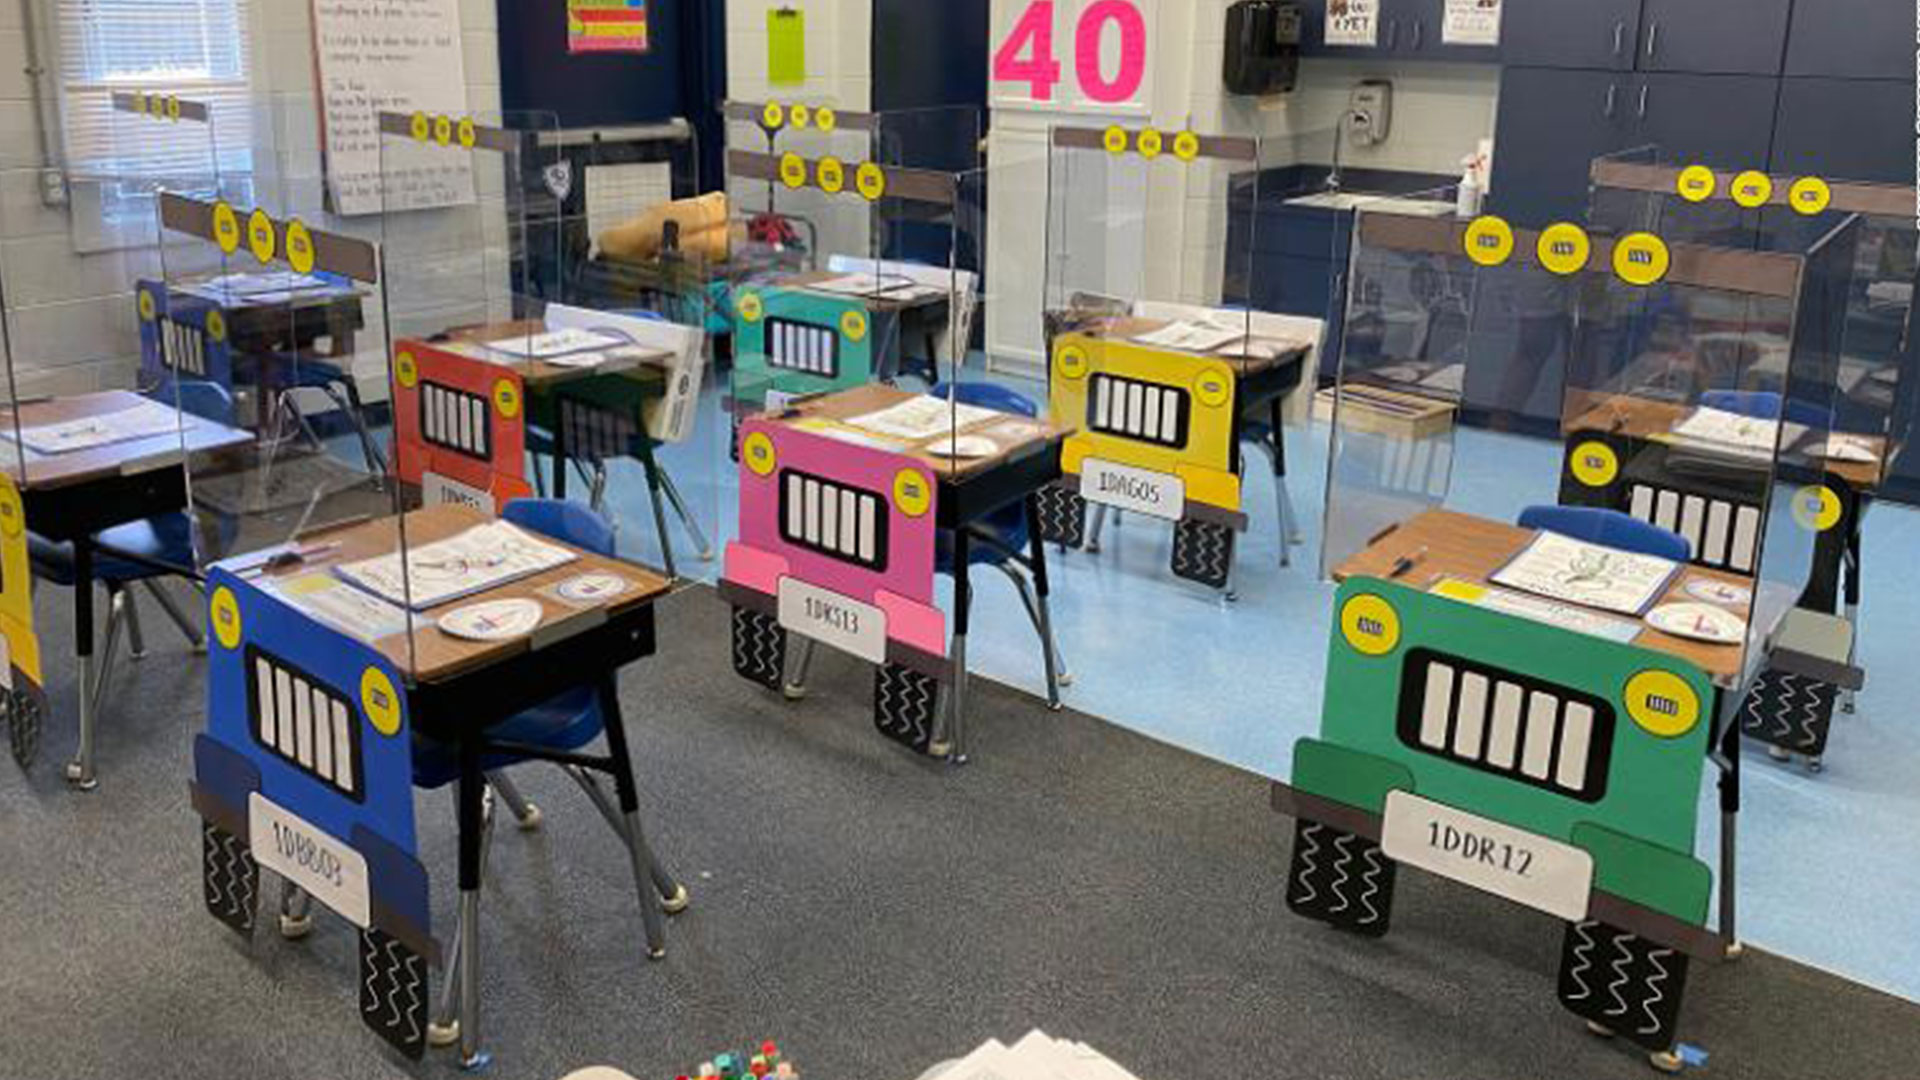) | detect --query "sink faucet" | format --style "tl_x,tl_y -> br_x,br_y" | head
1324,109 -> 1354,194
